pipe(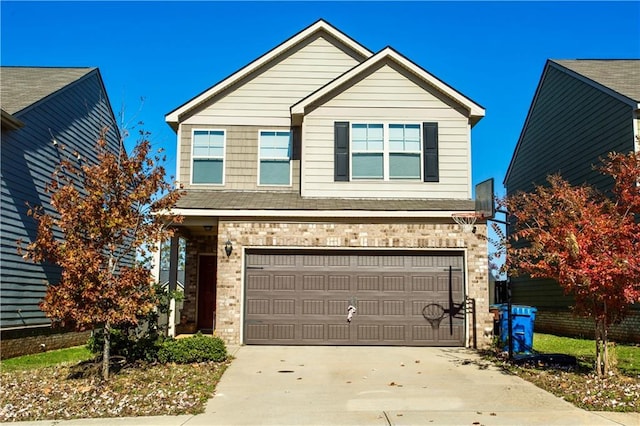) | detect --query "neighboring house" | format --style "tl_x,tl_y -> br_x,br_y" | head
1,67 -> 122,357
164,20 -> 491,348
504,59 -> 640,343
